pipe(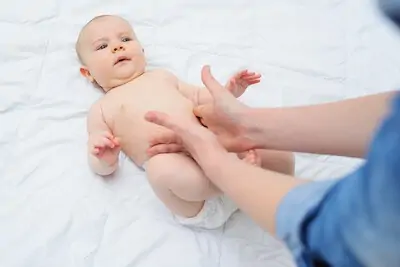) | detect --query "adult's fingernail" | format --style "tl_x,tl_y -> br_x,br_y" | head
145,111 -> 157,121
